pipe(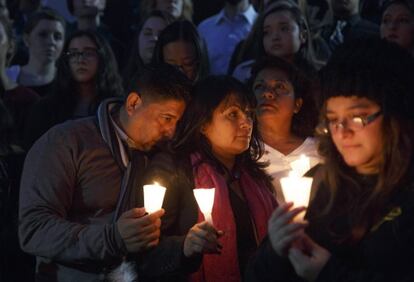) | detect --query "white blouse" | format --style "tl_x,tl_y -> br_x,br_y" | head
260,137 -> 323,204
